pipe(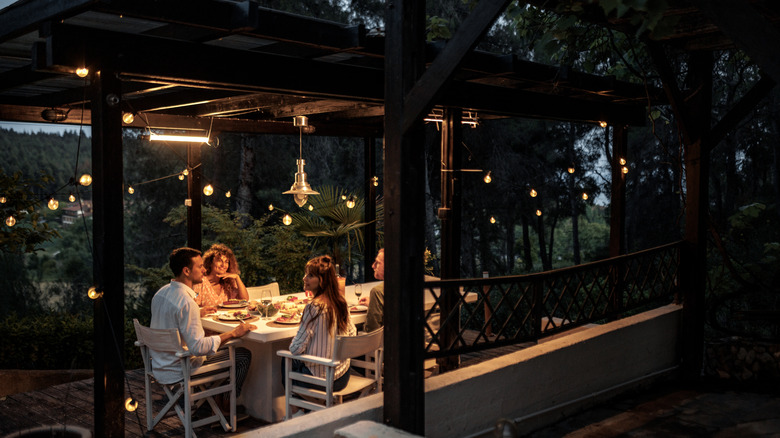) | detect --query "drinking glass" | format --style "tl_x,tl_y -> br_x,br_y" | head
260,289 -> 273,320
354,284 -> 363,303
